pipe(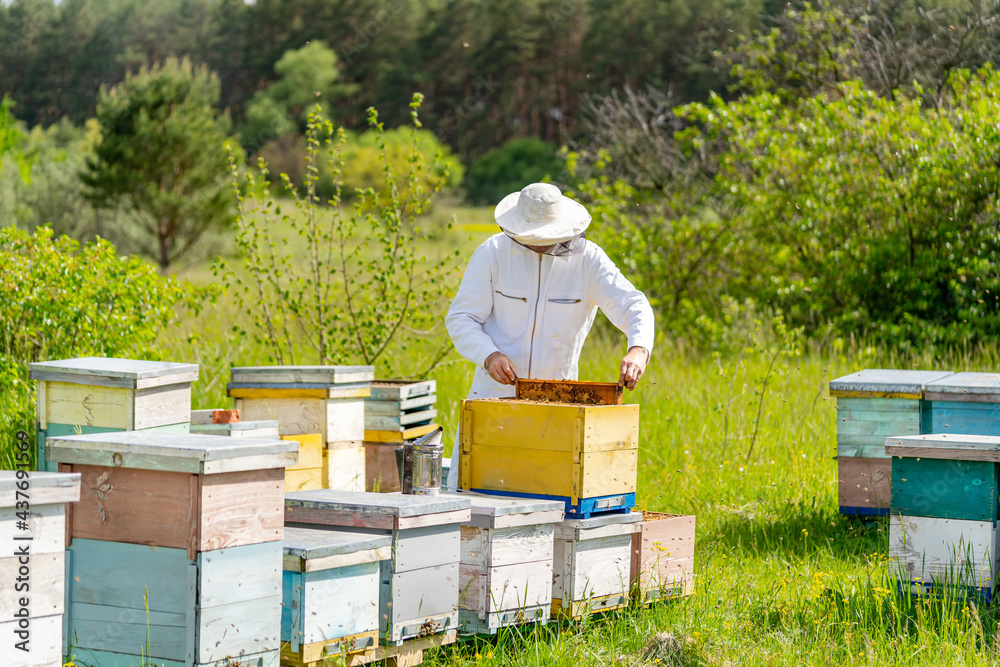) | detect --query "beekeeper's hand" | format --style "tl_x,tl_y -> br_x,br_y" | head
484,352 -> 518,385
619,346 -> 649,390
